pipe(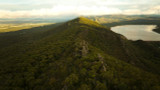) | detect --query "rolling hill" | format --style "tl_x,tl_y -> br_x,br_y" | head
0,17 -> 160,90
